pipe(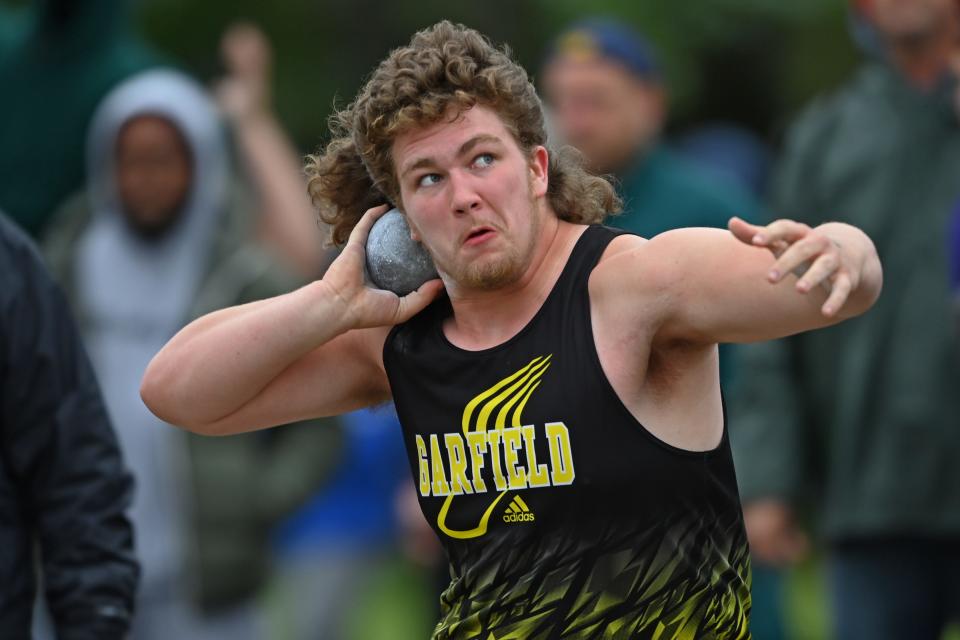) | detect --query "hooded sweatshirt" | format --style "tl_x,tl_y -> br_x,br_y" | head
75,69 -> 229,597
